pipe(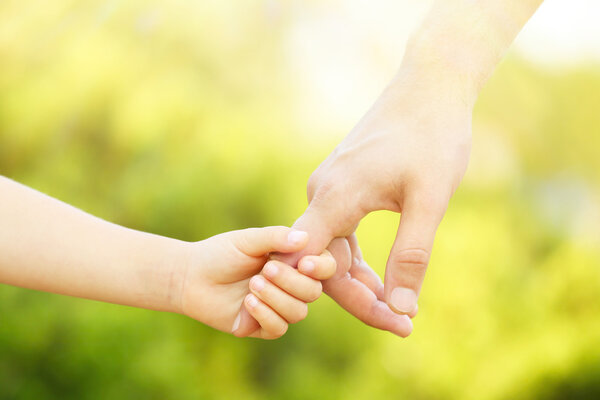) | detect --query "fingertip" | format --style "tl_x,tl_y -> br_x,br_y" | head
263,262 -> 279,278
319,249 -> 337,278
388,287 -> 418,315
246,293 -> 259,309
298,258 -> 315,275
385,314 -> 413,338
249,275 -> 266,292
287,230 -> 309,248
269,323 -> 289,340
322,257 -> 337,280
314,281 -> 324,302
298,253 -> 336,280
408,304 -> 419,319
303,279 -> 323,303
395,315 -> 414,338
244,294 -> 289,339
